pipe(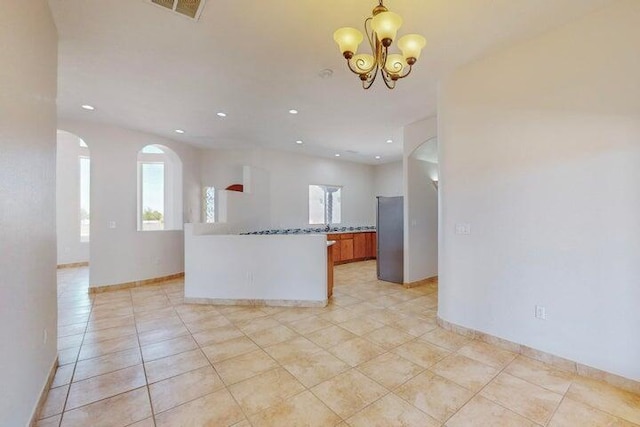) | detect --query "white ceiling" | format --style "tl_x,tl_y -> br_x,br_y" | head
49,0 -> 613,164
